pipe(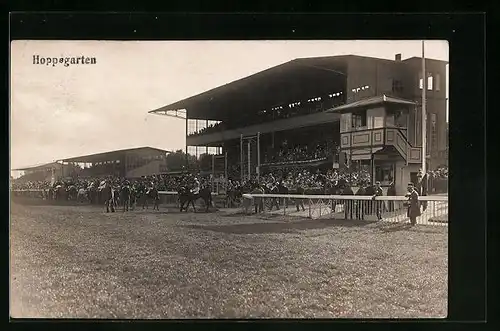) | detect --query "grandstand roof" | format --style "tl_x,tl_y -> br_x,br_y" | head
150,55 -> 351,120
325,95 -> 417,113
60,147 -> 171,163
12,162 -> 61,172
